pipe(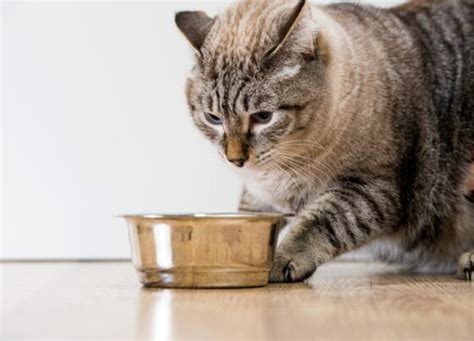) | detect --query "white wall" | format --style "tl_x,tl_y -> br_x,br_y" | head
1,0 -> 404,260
